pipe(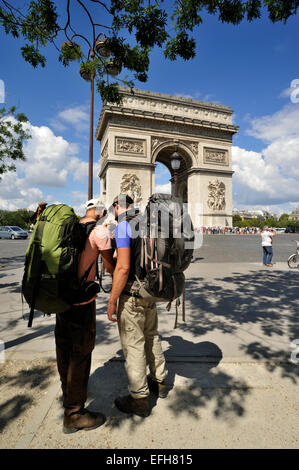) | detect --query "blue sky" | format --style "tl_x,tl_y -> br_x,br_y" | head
0,2 -> 299,216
